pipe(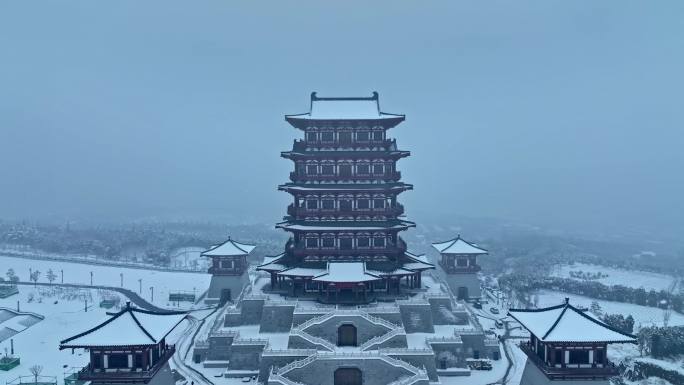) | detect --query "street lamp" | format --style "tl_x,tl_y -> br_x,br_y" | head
149,286 -> 154,302
60,269 -> 63,284
90,271 -> 93,286
138,279 -> 142,294
120,273 -> 123,287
